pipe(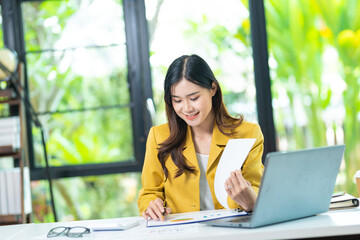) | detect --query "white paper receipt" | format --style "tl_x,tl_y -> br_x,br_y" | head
214,138 -> 256,209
